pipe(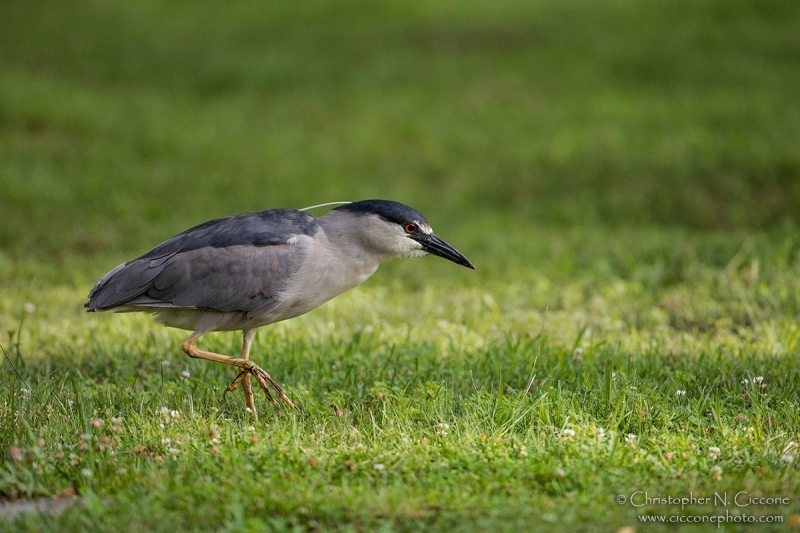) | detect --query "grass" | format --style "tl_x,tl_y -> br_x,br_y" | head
2,0 -> 800,531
